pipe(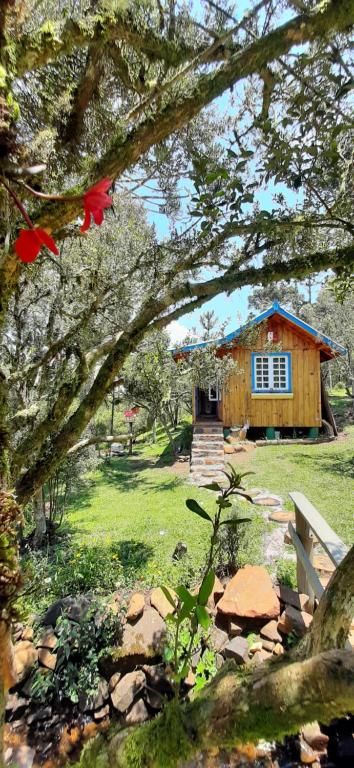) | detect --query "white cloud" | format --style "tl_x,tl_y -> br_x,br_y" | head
167,320 -> 189,346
